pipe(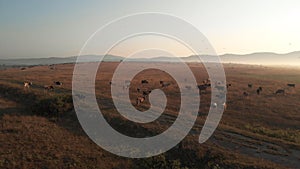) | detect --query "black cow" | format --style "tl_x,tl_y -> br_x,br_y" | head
275,89 -> 285,95
287,84 -> 296,88
197,85 -> 207,93
256,86 -> 263,95
54,81 -> 63,86
141,80 -> 149,84
256,88 -> 261,95
143,90 -> 152,96
248,84 -> 253,88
